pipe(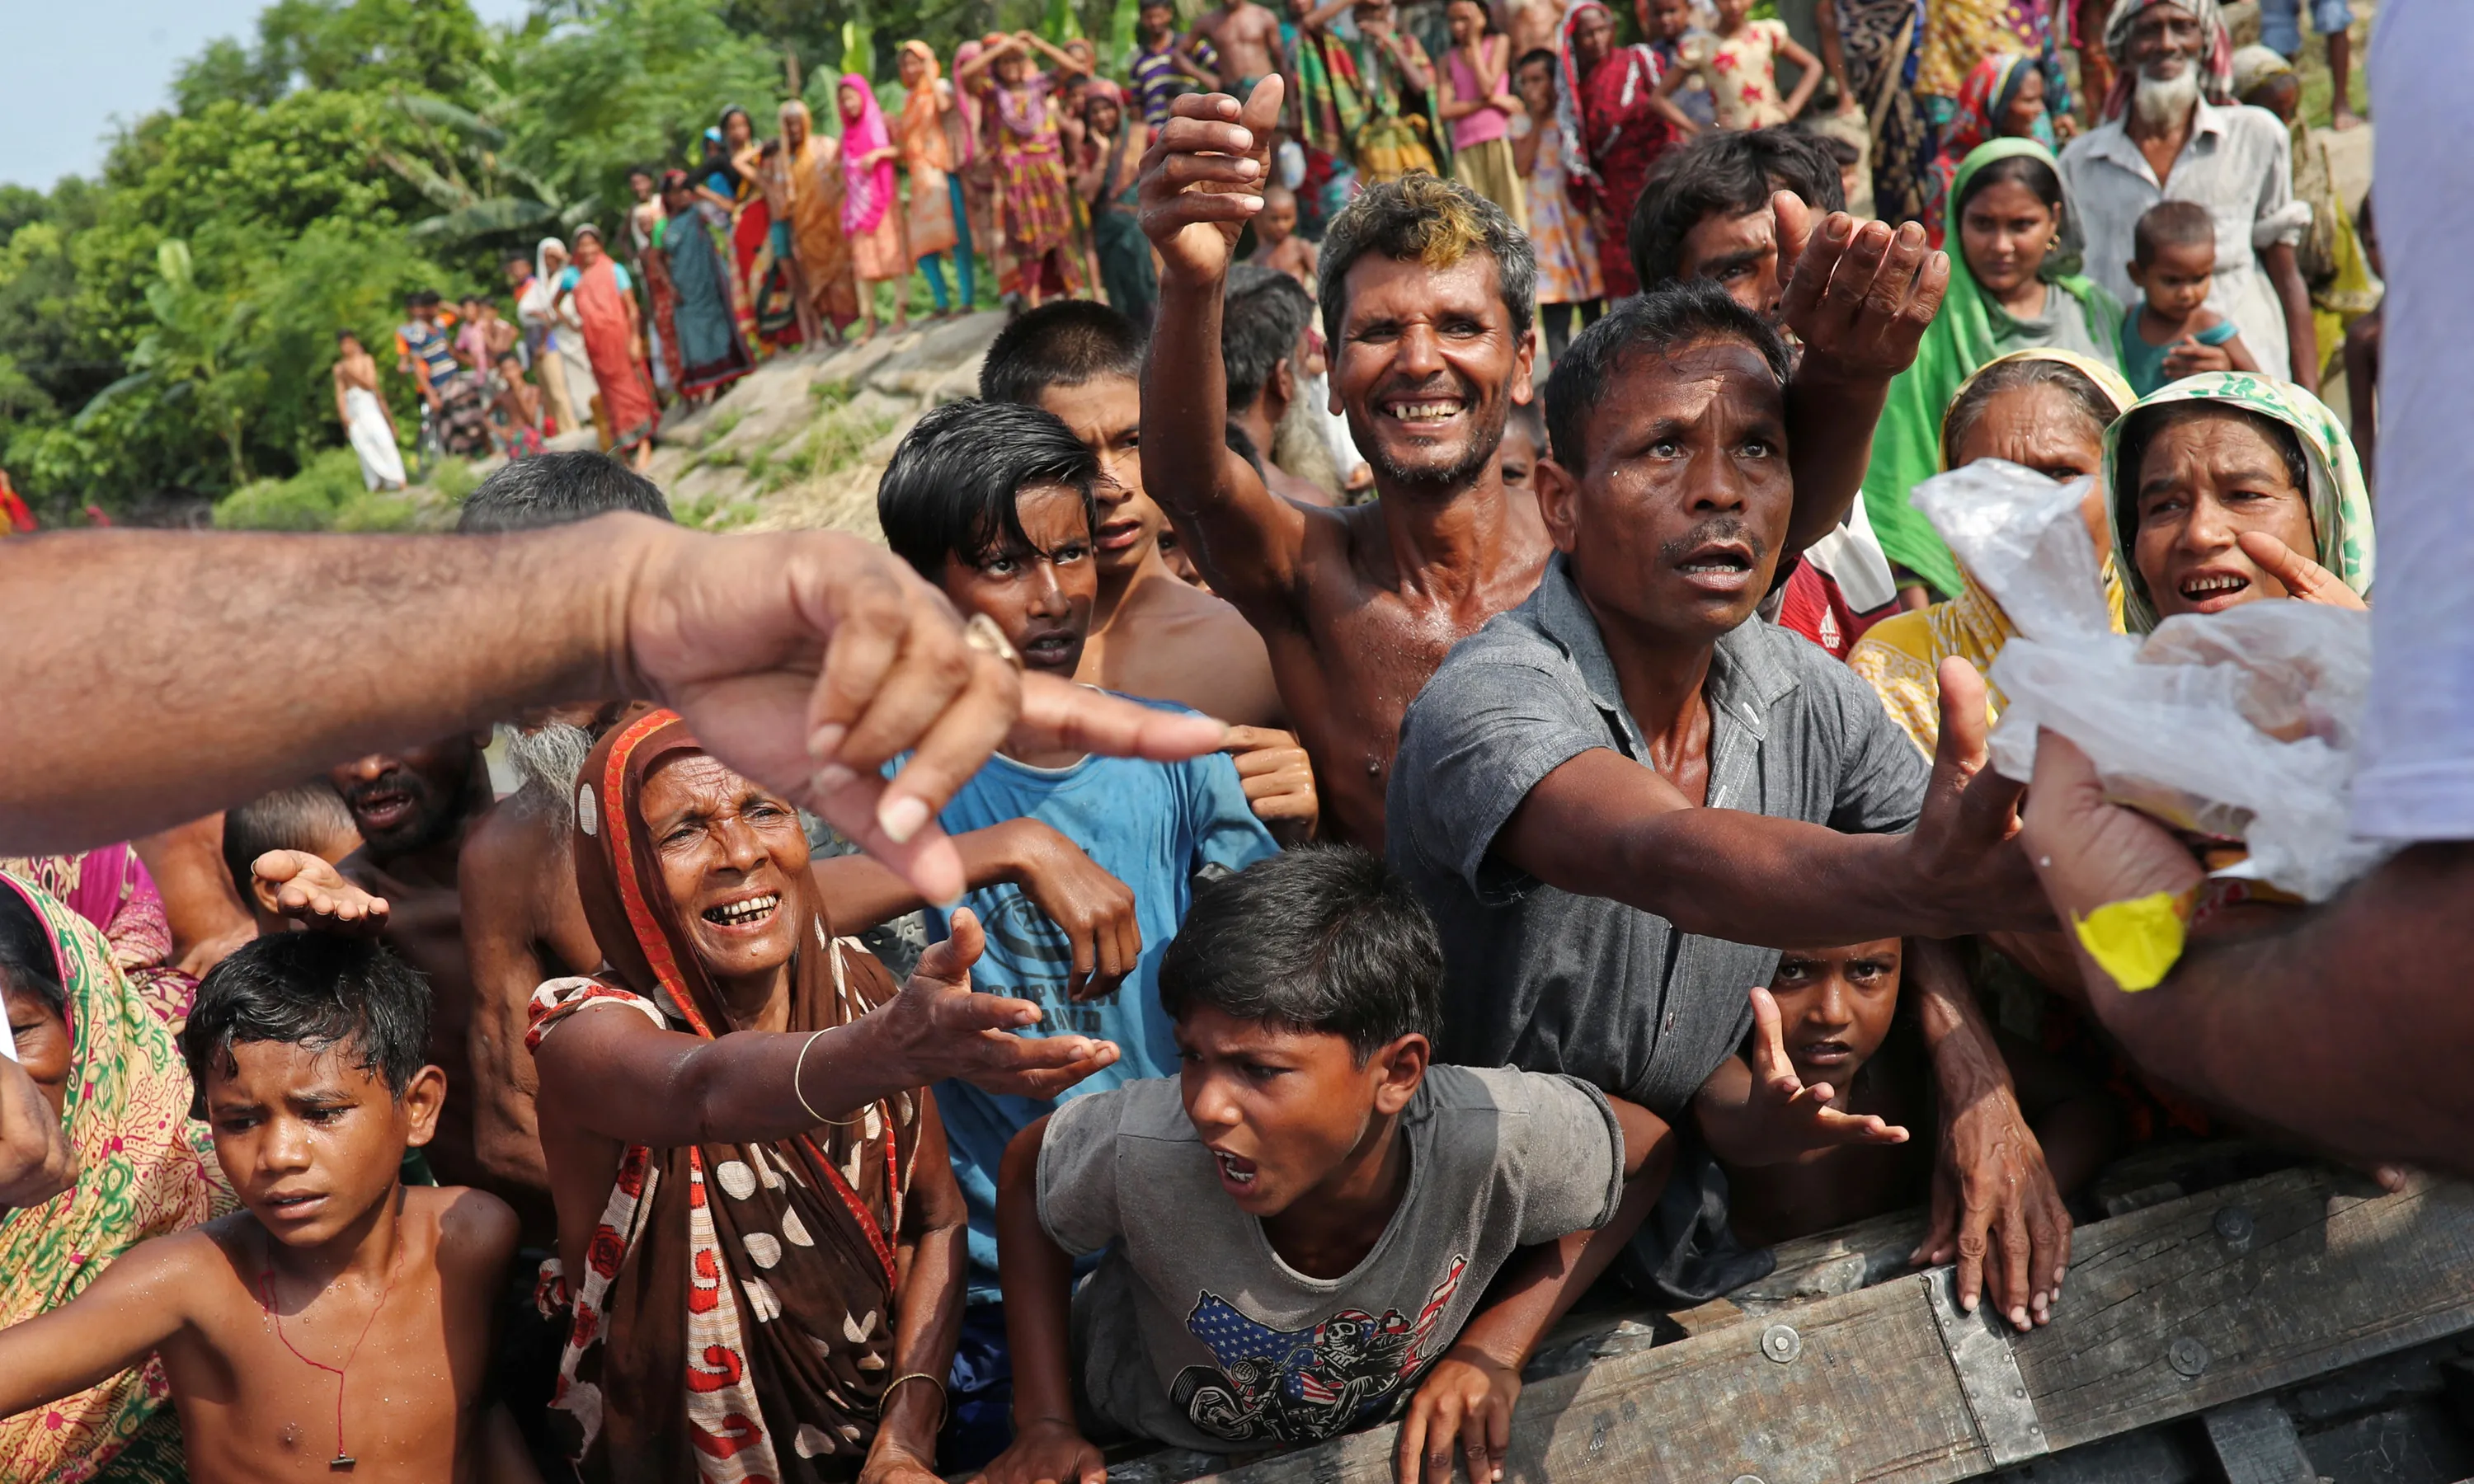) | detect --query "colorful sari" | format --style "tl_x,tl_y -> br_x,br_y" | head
568,244 -> 659,453
0,846 -> 193,1026
0,873 -> 228,1484
2102,372 -> 2375,634
1921,53 -> 2058,248
1834,0 -> 1930,227
527,711 -> 925,1483
1860,139 -> 2122,600
779,101 -> 862,331
993,73 -> 1082,300
1558,2 -> 1673,298
1848,349 -> 2136,754
839,77 -> 908,284
898,42 -> 962,261
1082,81 -> 1158,324
658,190 -> 756,400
